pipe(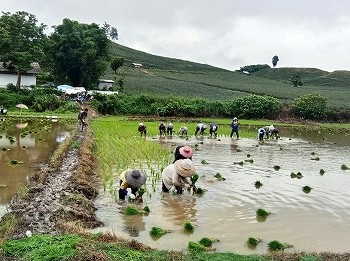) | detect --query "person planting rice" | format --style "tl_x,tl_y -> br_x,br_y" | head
159,122 -> 166,136
162,158 -> 196,194
178,126 -> 188,136
166,122 -> 174,135
78,108 -> 88,131
173,145 -> 193,163
209,123 -> 218,138
195,123 -> 207,136
230,117 -> 239,139
119,169 -> 147,200
270,127 -> 280,139
138,122 -> 147,137
258,127 -> 266,141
